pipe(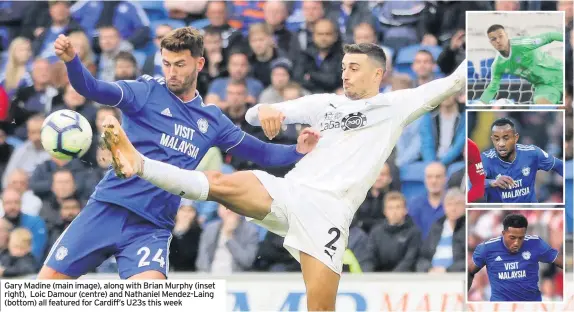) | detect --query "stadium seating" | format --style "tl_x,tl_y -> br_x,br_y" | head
132,50 -> 147,70
138,0 -> 168,21
399,162 -> 427,199
394,44 -> 444,79
151,19 -> 187,33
